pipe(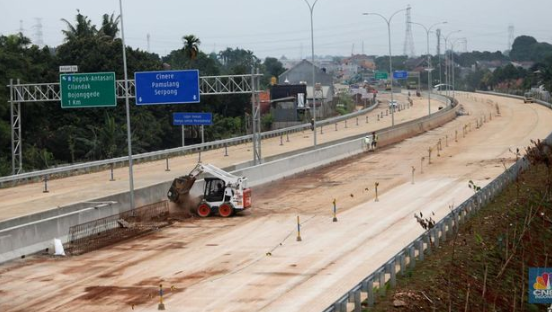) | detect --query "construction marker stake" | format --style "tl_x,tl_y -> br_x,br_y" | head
374,182 -> 379,202
335,123 -> 338,131
224,144 -> 228,157
345,120 -> 348,128
158,284 -> 165,310
356,117 -> 359,126
455,130 -> 458,142
421,157 -> 425,174
366,116 -> 369,124
332,199 -> 338,222
110,163 -> 115,181
411,166 -> 415,185
43,175 -> 50,193
296,216 -> 302,241
165,156 -> 170,172
286,132 -> 290,142
280,135 -> 283,146
428,147 -> 432,164
320,125 -> 323,134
